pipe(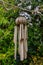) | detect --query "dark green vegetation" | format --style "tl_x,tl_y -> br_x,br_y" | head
0,0 -> 43,65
